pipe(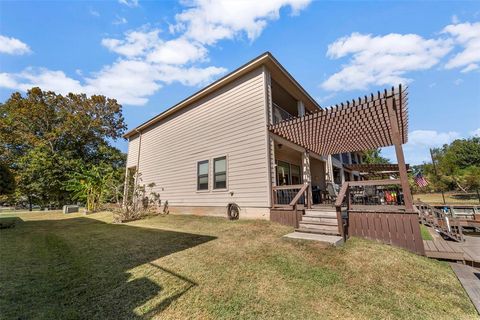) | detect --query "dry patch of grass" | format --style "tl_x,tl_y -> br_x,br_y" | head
0,212 -> 477,319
